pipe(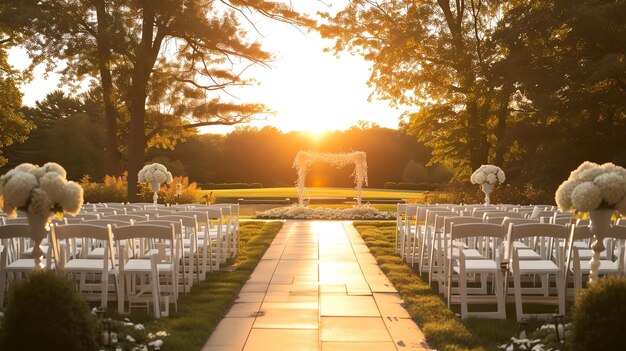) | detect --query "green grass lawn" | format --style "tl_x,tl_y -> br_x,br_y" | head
201,186 -> 427,201
353,221 -> 545,351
